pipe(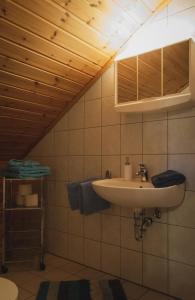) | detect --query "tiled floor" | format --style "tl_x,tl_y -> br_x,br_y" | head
0,254 -> 177,300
